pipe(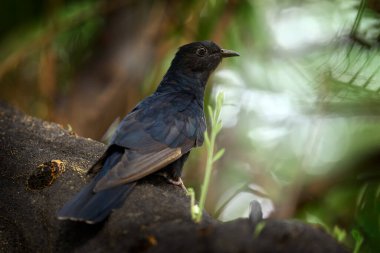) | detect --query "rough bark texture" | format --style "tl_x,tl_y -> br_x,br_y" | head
0,103 -> 349,253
